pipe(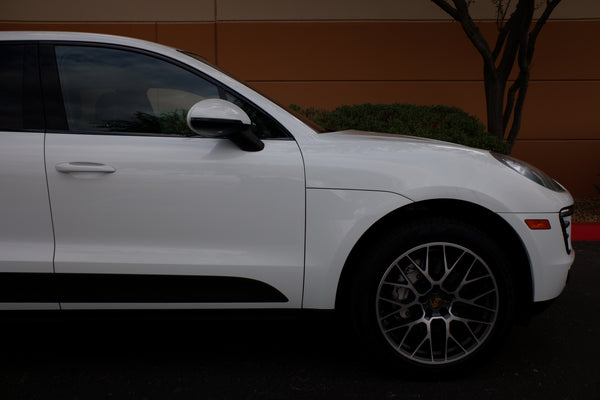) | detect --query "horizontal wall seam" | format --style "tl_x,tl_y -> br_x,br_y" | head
246,79 -> 600,83
0,20 -> 216,24
515,139 -> 600,142
214,19 -> 600,23
3,19 -> 600,23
